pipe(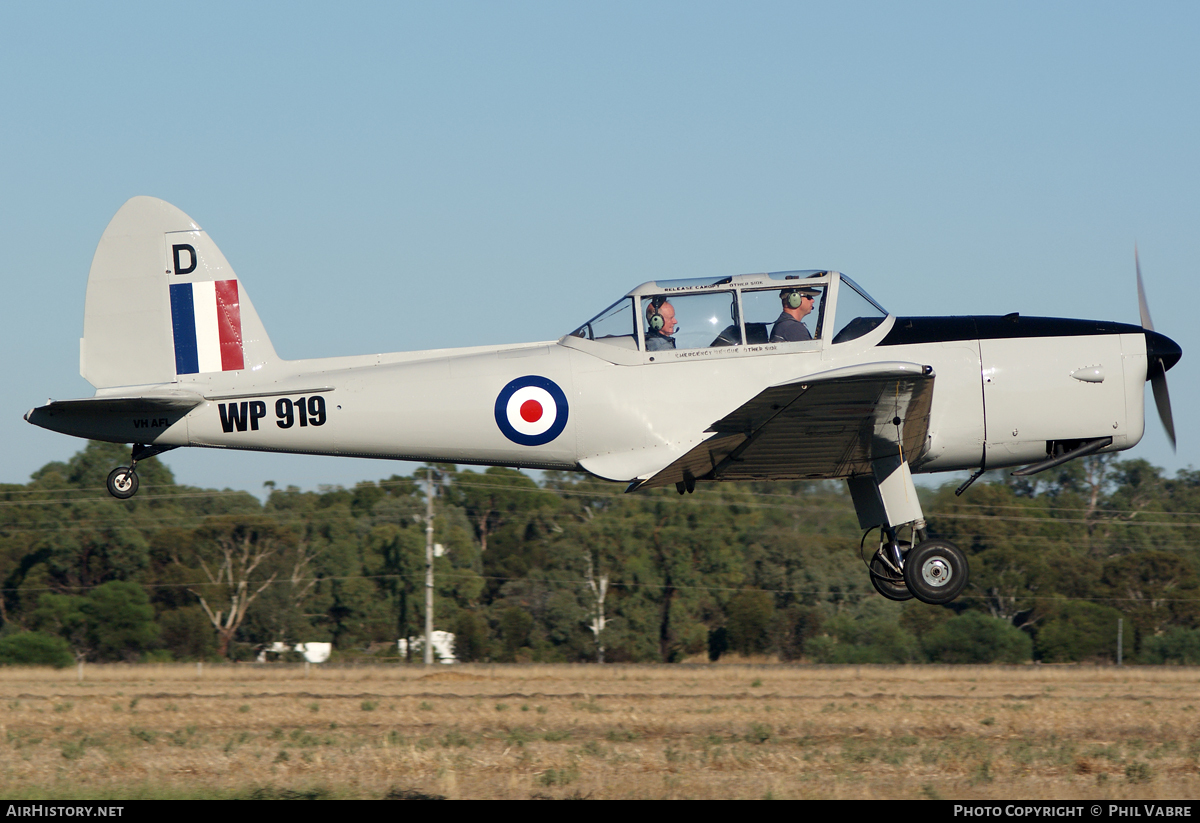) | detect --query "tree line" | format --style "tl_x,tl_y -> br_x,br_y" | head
1,441 -> 1198,666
